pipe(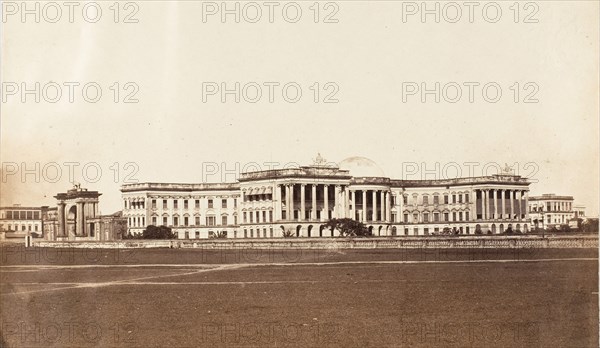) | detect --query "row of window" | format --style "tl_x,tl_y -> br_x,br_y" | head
175,228 -> 276,239
402,193 -> 470,205
403,211 -> 470,223
1,210 -> 41,220
128,215 -> 239,228
243,210 -> 274,224
144,198 -> 237,209
0,224 -> 39,232
395,226 -> 471,236
529,202 -> 573,212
